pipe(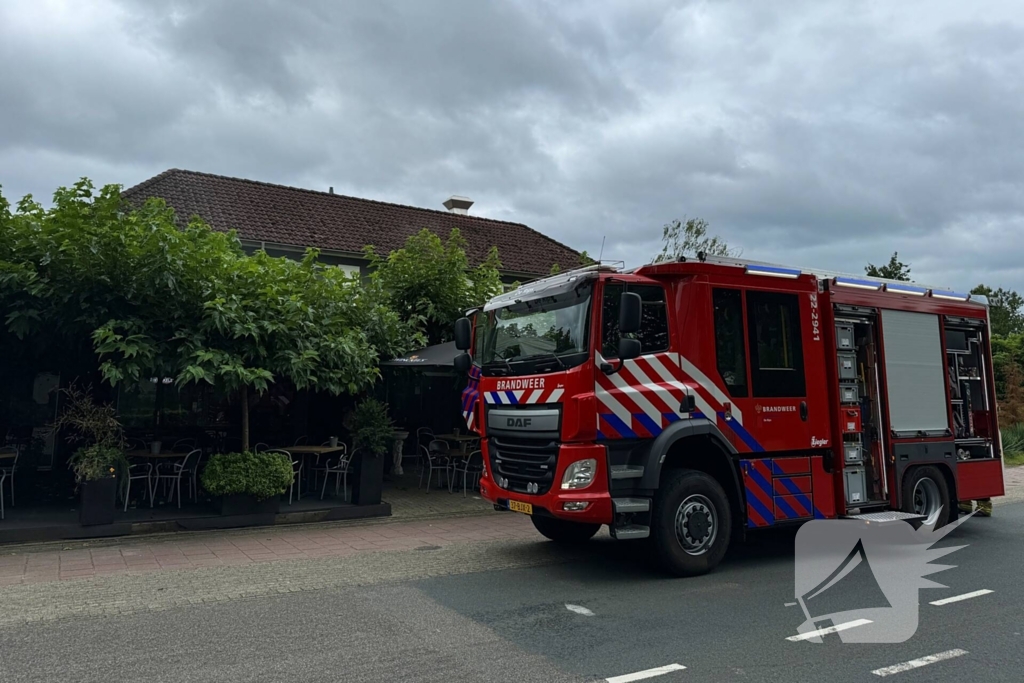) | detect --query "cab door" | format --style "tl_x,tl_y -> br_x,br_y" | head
710,282 -> 830,453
